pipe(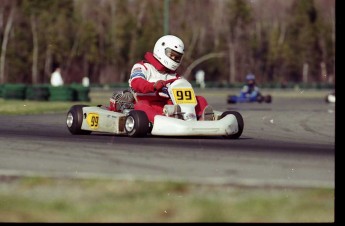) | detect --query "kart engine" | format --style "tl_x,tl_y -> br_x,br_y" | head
110,90 -> 135,112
